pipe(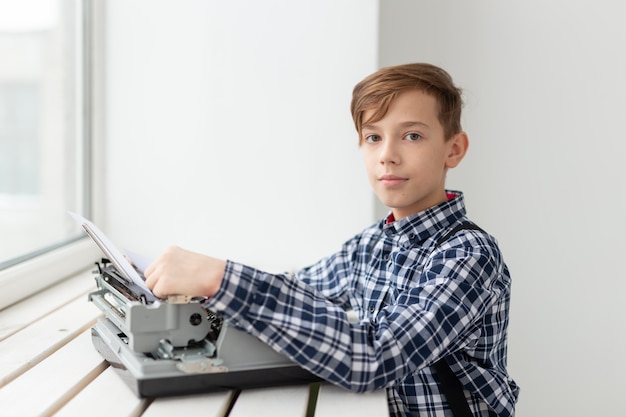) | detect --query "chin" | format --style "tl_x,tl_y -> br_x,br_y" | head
376,195 -> 403,210
375,197 -> 393,209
